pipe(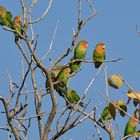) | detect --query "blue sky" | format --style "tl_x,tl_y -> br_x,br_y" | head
0,0 -> 140,139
